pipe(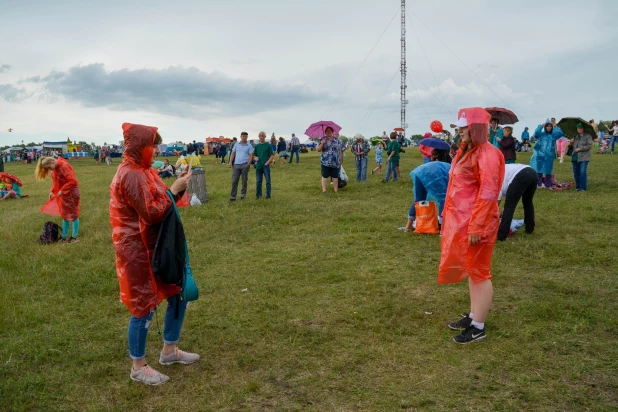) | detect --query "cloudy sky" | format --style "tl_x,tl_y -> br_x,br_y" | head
0,0 -> 616,146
